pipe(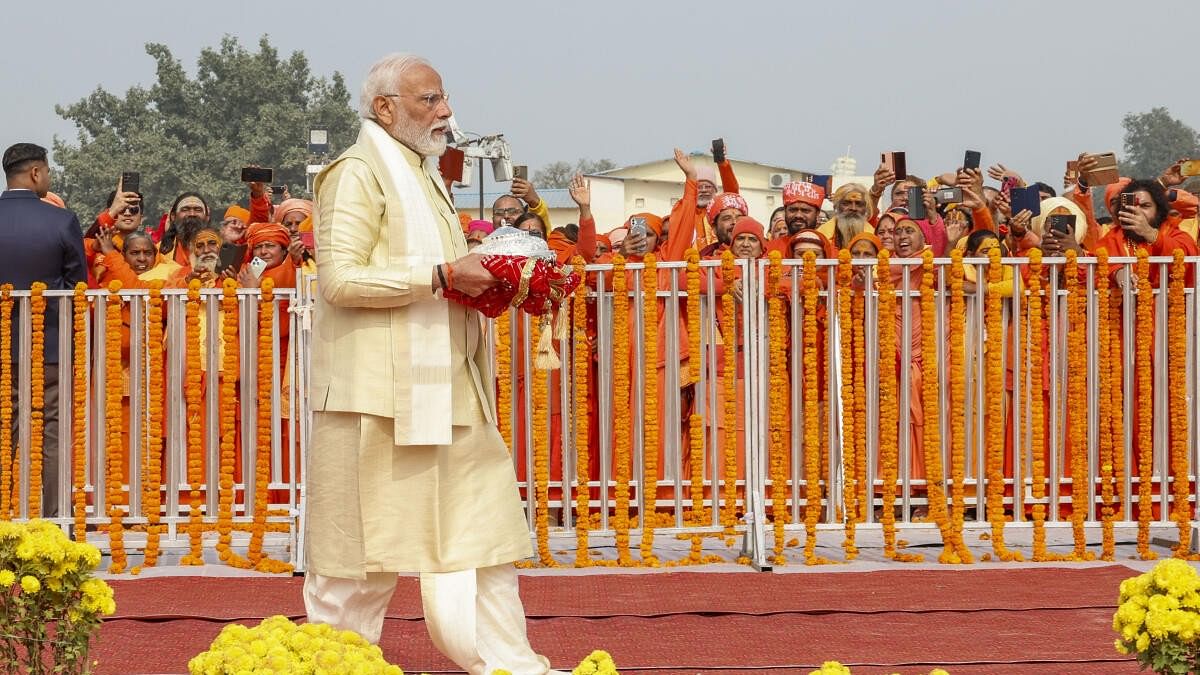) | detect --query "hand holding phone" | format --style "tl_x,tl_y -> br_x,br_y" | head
906,186 -> 927,220
512,165 -> 528,181
241,167 -> 274,184
248,256 -> 268,279
1047,213 -> 1075,236
963,150 -> 981,172
121,171 -> 141,195
712,138 -> 726,164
